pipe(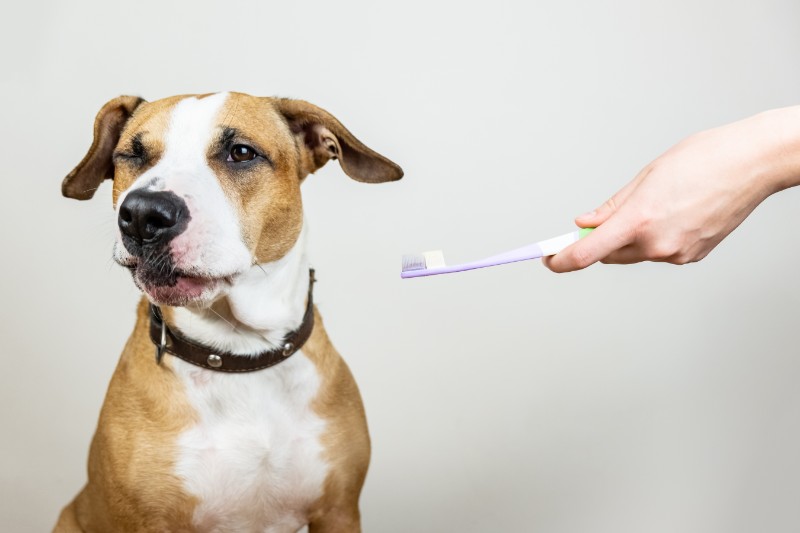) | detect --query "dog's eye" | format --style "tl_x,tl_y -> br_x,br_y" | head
228,144 -> 258,163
